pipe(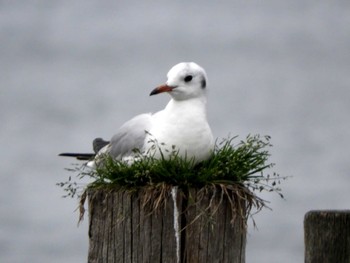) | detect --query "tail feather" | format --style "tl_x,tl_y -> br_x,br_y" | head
93,138 -> 110,153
